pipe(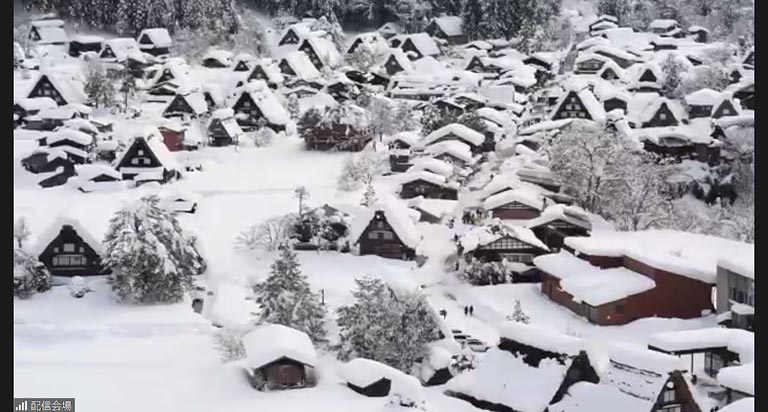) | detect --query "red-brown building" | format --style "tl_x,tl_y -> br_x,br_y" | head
536,231 -> 750,326
482,189 -> 544,221
352,204 -> 422,260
